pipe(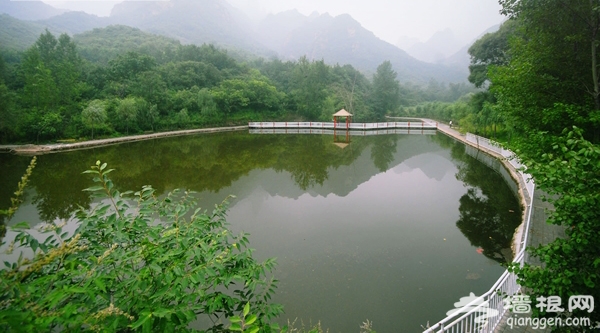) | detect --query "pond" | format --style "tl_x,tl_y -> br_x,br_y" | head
0,131 -> 522,332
